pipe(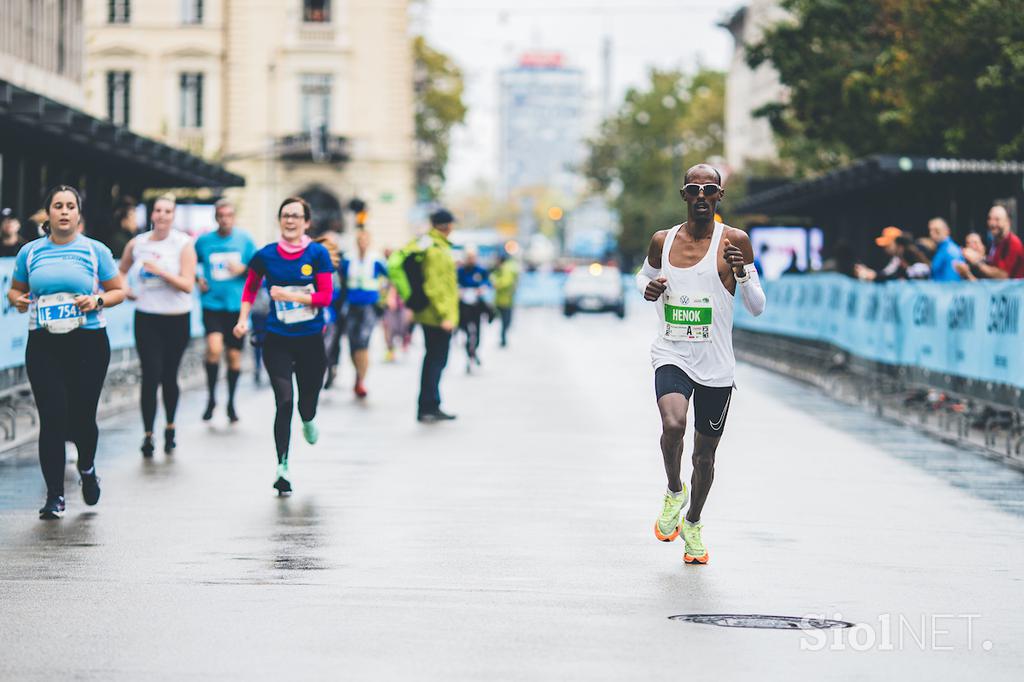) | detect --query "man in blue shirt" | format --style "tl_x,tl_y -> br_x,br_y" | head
928,217 -> 964,282
194,199 -> 257,422
457,247 -> 492,373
